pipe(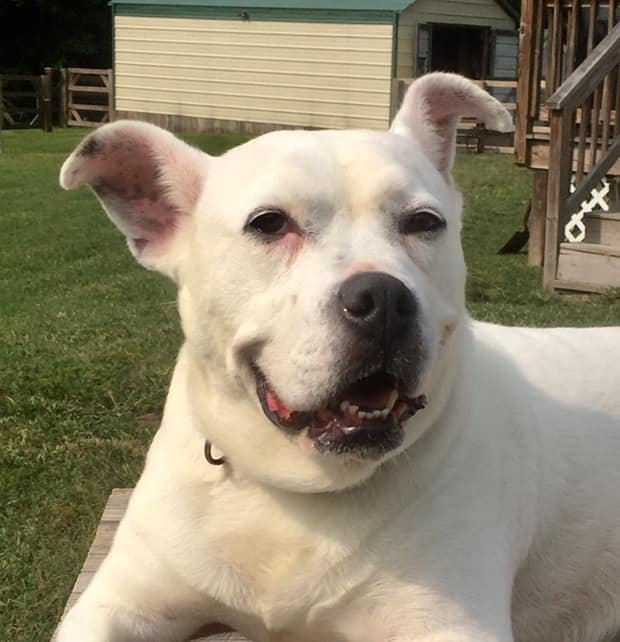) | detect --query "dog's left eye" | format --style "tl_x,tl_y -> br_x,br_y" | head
246,210 -> 292,238
399,210 -> 445,236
